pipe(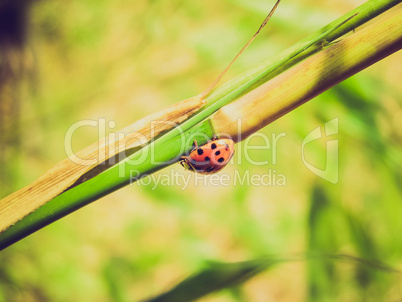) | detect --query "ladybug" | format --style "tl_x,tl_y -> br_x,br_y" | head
180,135 -> 235,174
